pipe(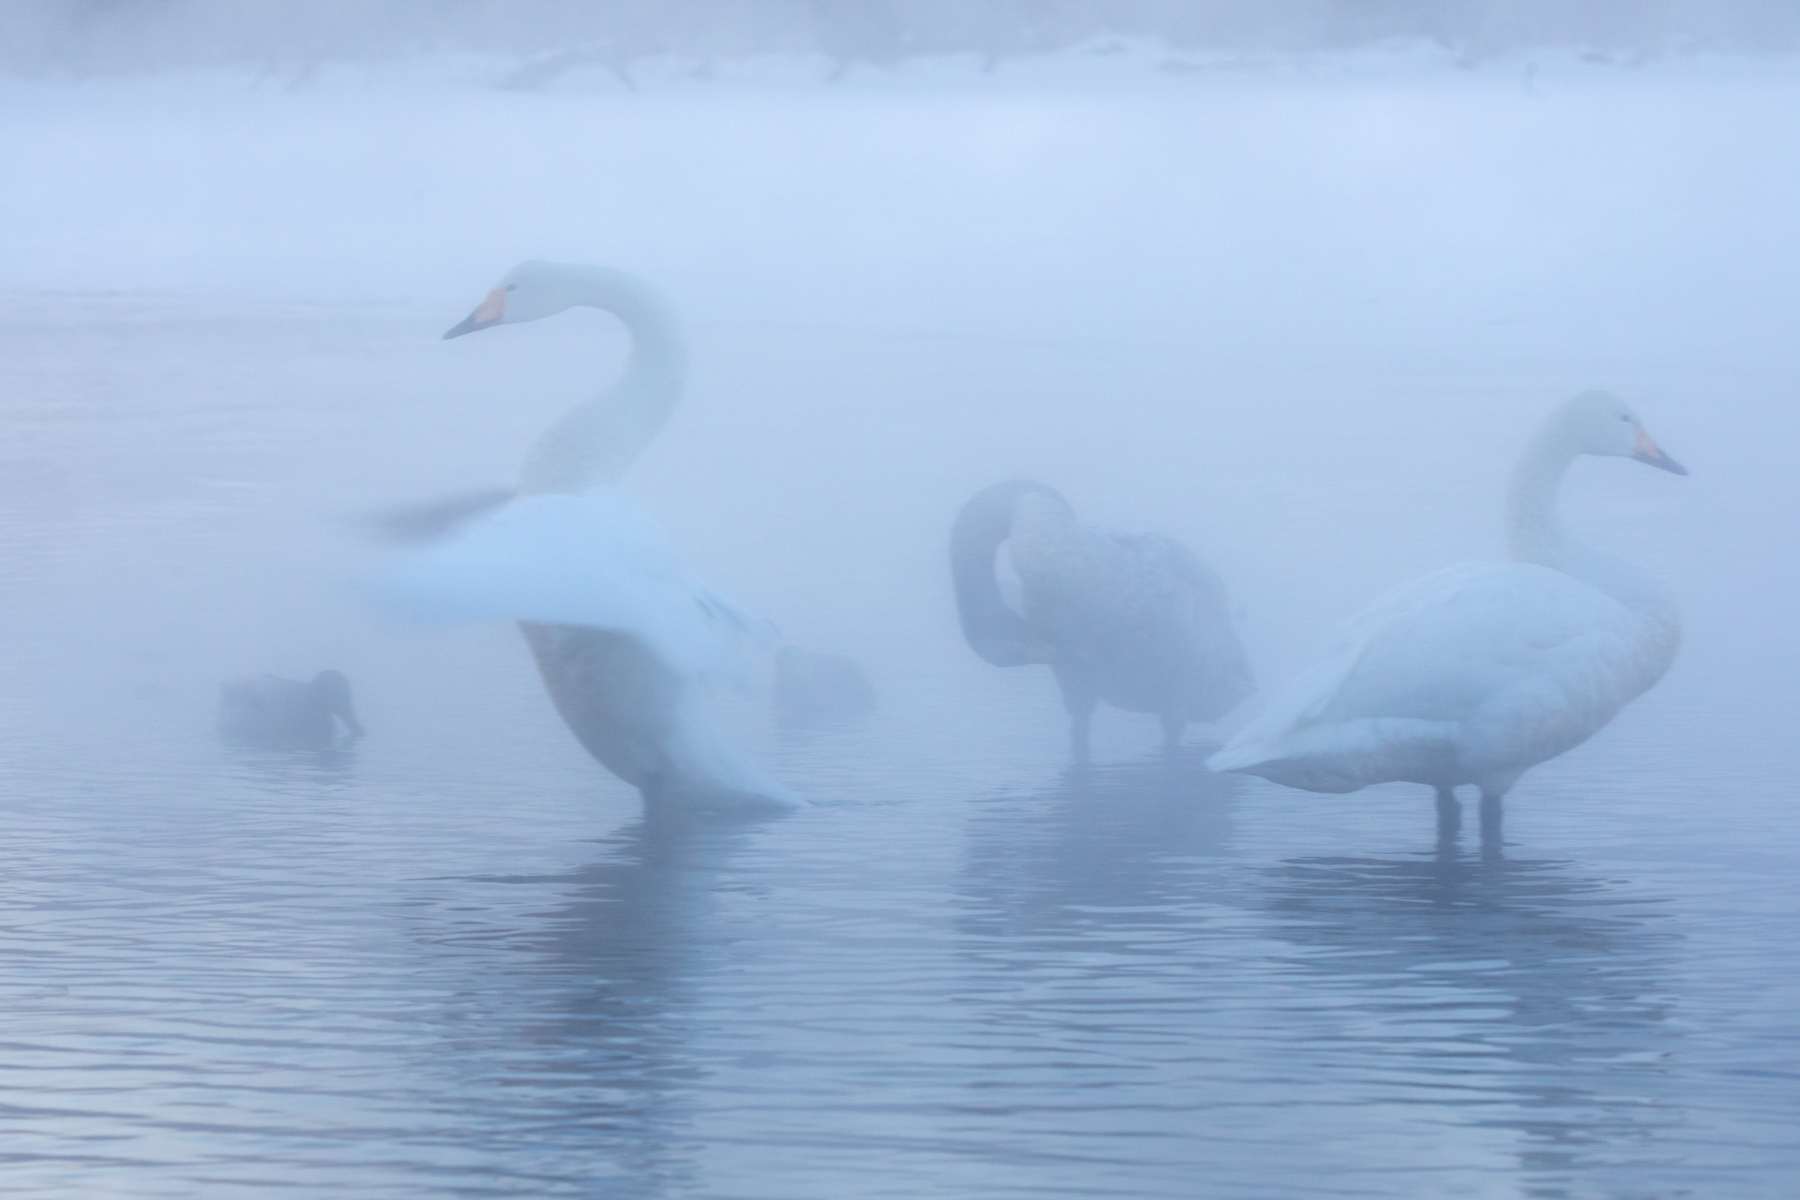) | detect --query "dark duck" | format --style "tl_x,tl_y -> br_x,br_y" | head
219,670 -> 364,750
